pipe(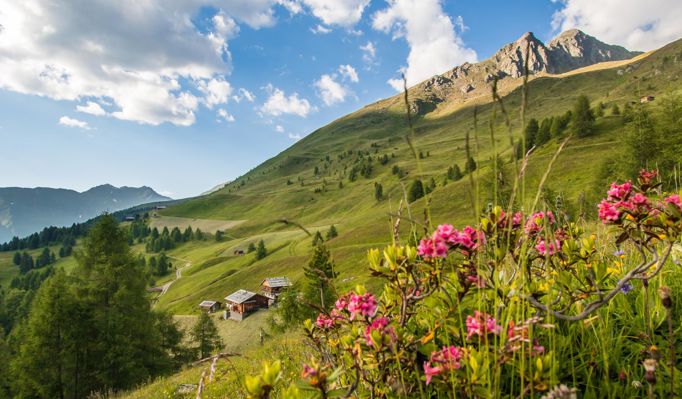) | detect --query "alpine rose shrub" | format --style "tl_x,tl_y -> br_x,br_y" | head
246,170 -> 682,398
